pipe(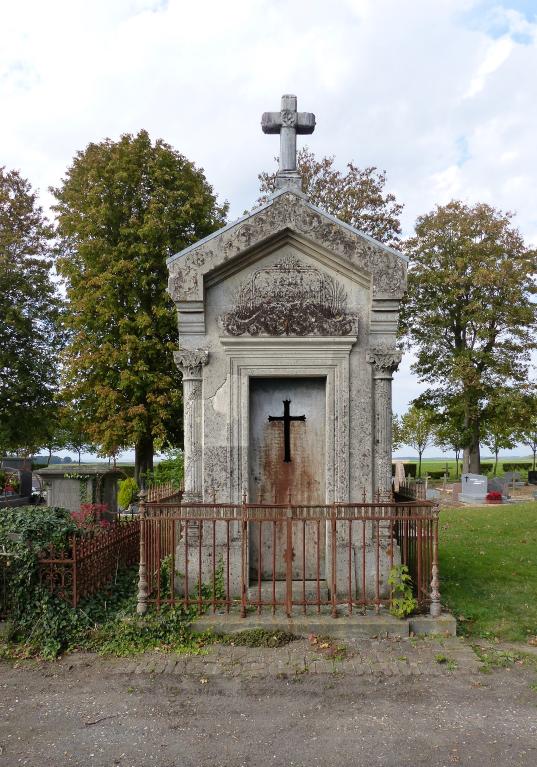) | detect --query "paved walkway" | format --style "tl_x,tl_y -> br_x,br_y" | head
60,635 -> 481,678
2,638 -> 536,767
